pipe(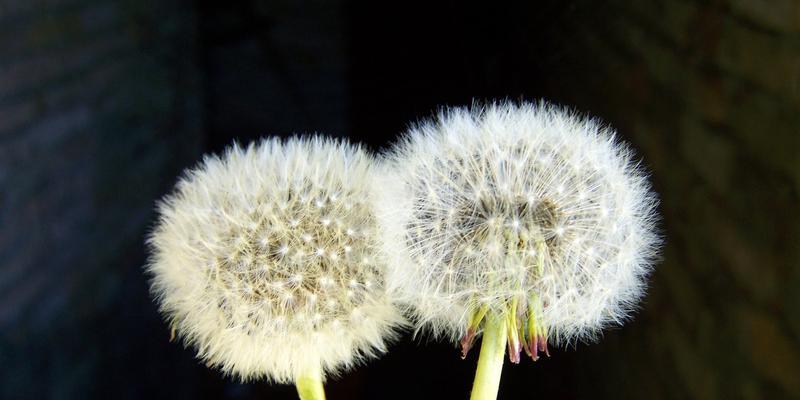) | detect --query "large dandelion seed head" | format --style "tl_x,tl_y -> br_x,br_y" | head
147,137 -> 402,382
377,102 -> 660,360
